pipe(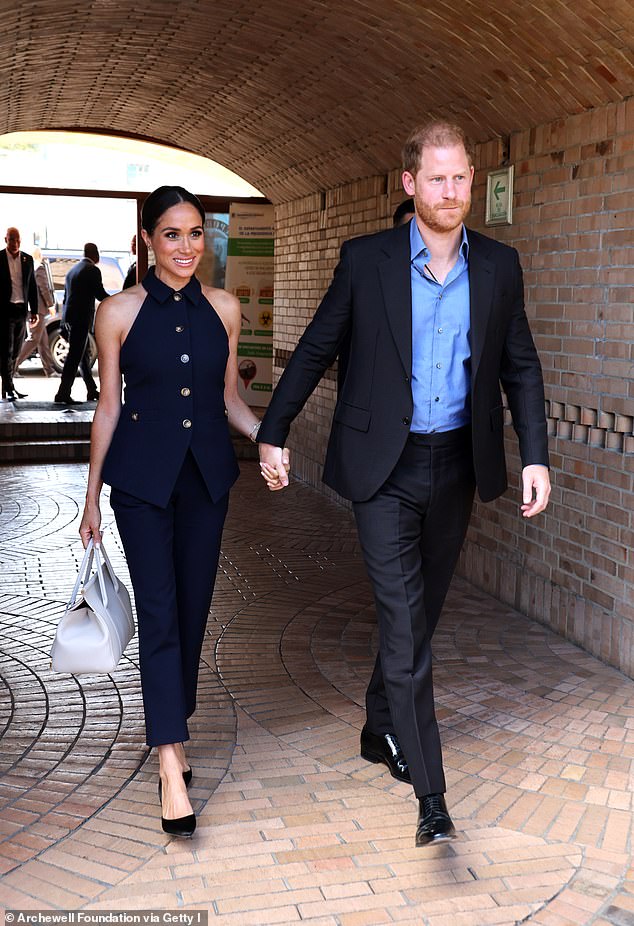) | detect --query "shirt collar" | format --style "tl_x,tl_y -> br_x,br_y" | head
141,265 -> 201,305
409,219 -> 469,262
